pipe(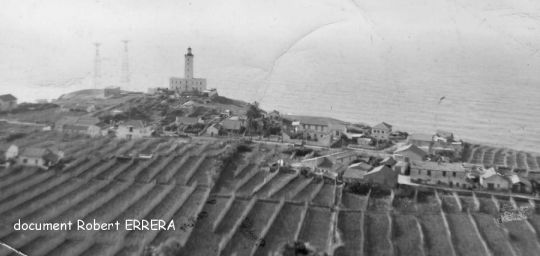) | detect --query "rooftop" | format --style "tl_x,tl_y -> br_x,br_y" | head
373,122 -> 392,130
0,94 -> 17,101
410,161 -> 466,172
408,133 -> 434,142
